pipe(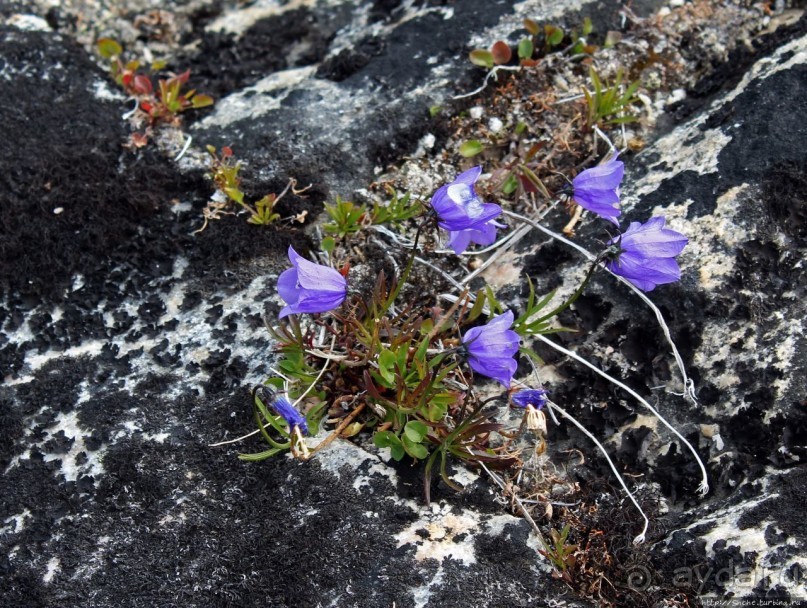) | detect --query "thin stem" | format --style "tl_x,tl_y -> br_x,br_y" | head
534,333 -> 708,496
209,337 -> 335,448
503,209 -> 698,404
382,215 -> 429,316
452,65 -> 521,100
476,458 -> 549,549
546,399 -> 649,544
460,223 -> 533,285
528,256 -> 601,326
